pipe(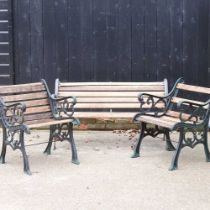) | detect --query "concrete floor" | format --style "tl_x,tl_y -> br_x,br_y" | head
0,130 -> 210,210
